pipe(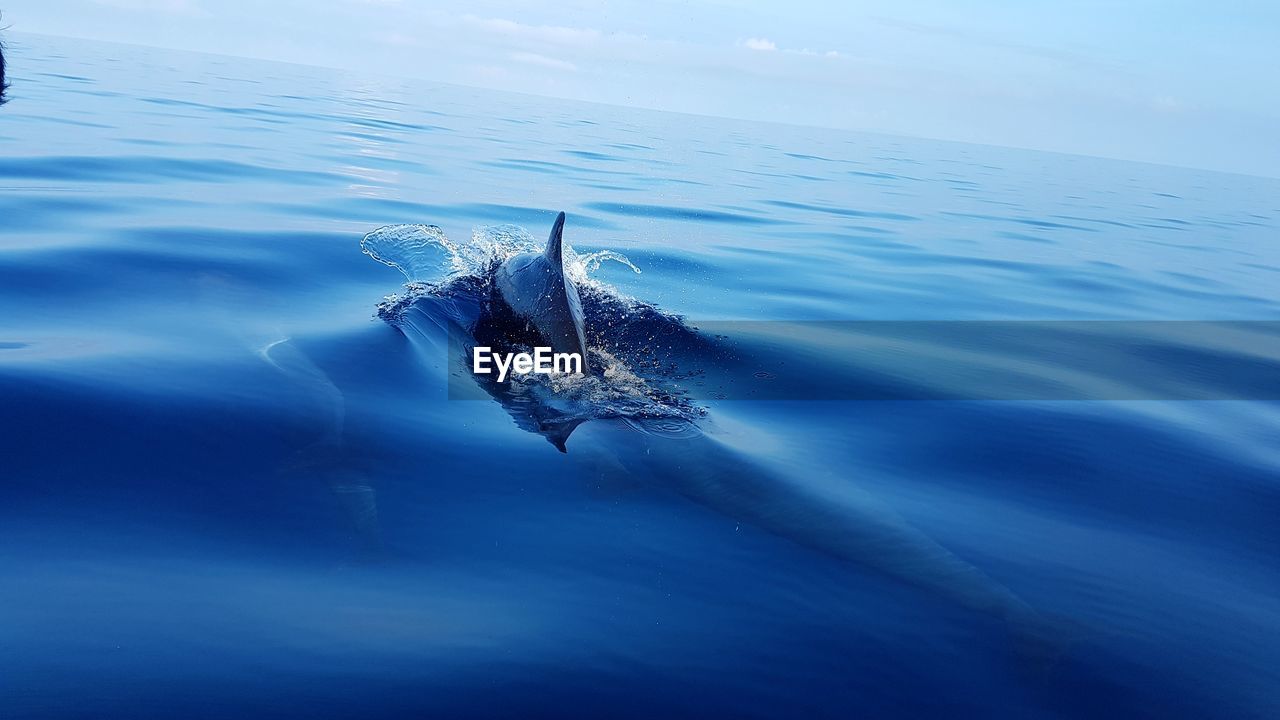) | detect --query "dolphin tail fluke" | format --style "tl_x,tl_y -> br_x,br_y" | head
544,211 -> 567,265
